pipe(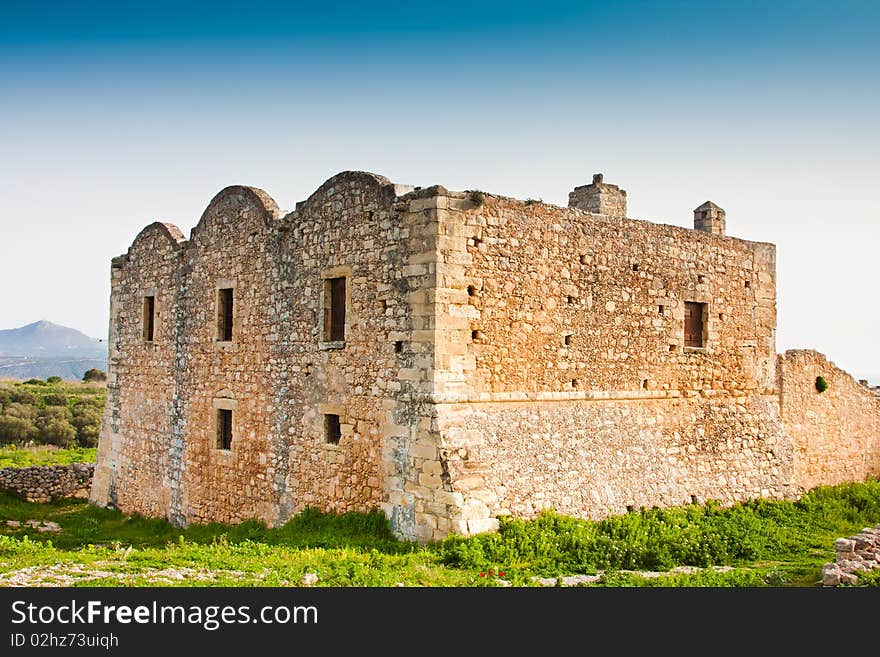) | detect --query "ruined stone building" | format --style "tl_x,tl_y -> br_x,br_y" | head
90,171 -> 880,542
